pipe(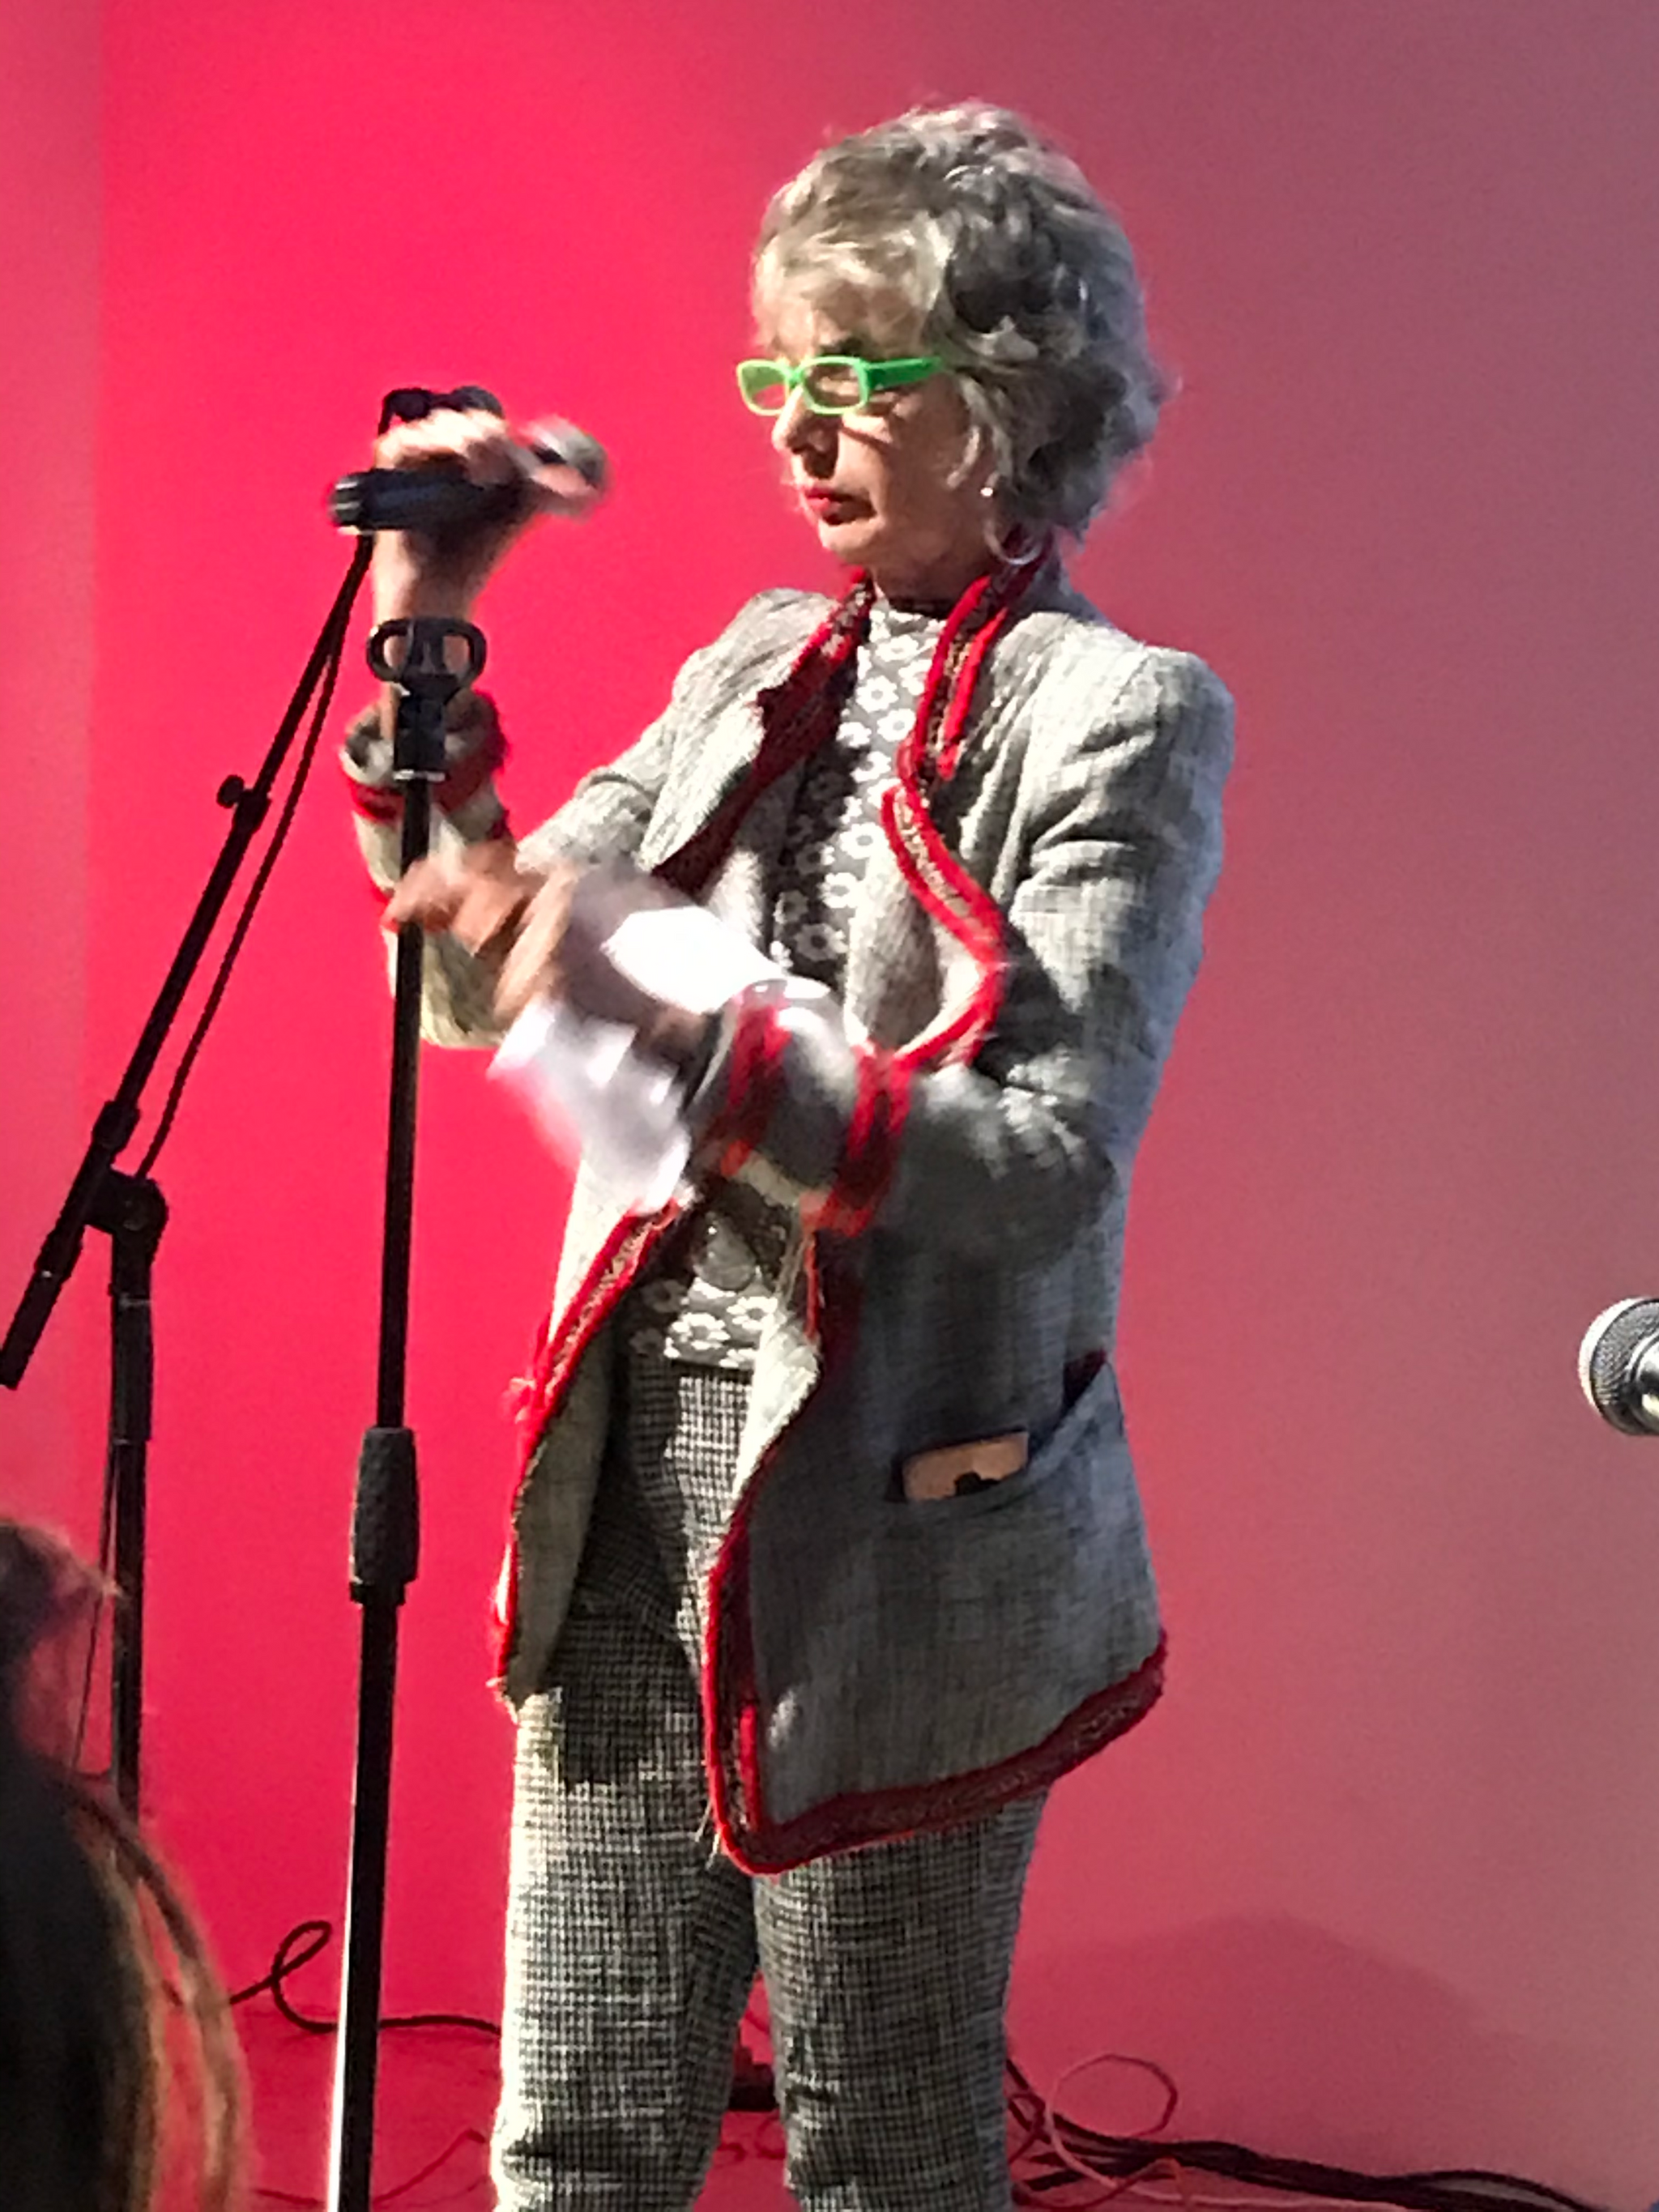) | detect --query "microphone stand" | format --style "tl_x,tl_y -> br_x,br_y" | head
327,614 -> 485,2212
0,537 -> 373,1814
